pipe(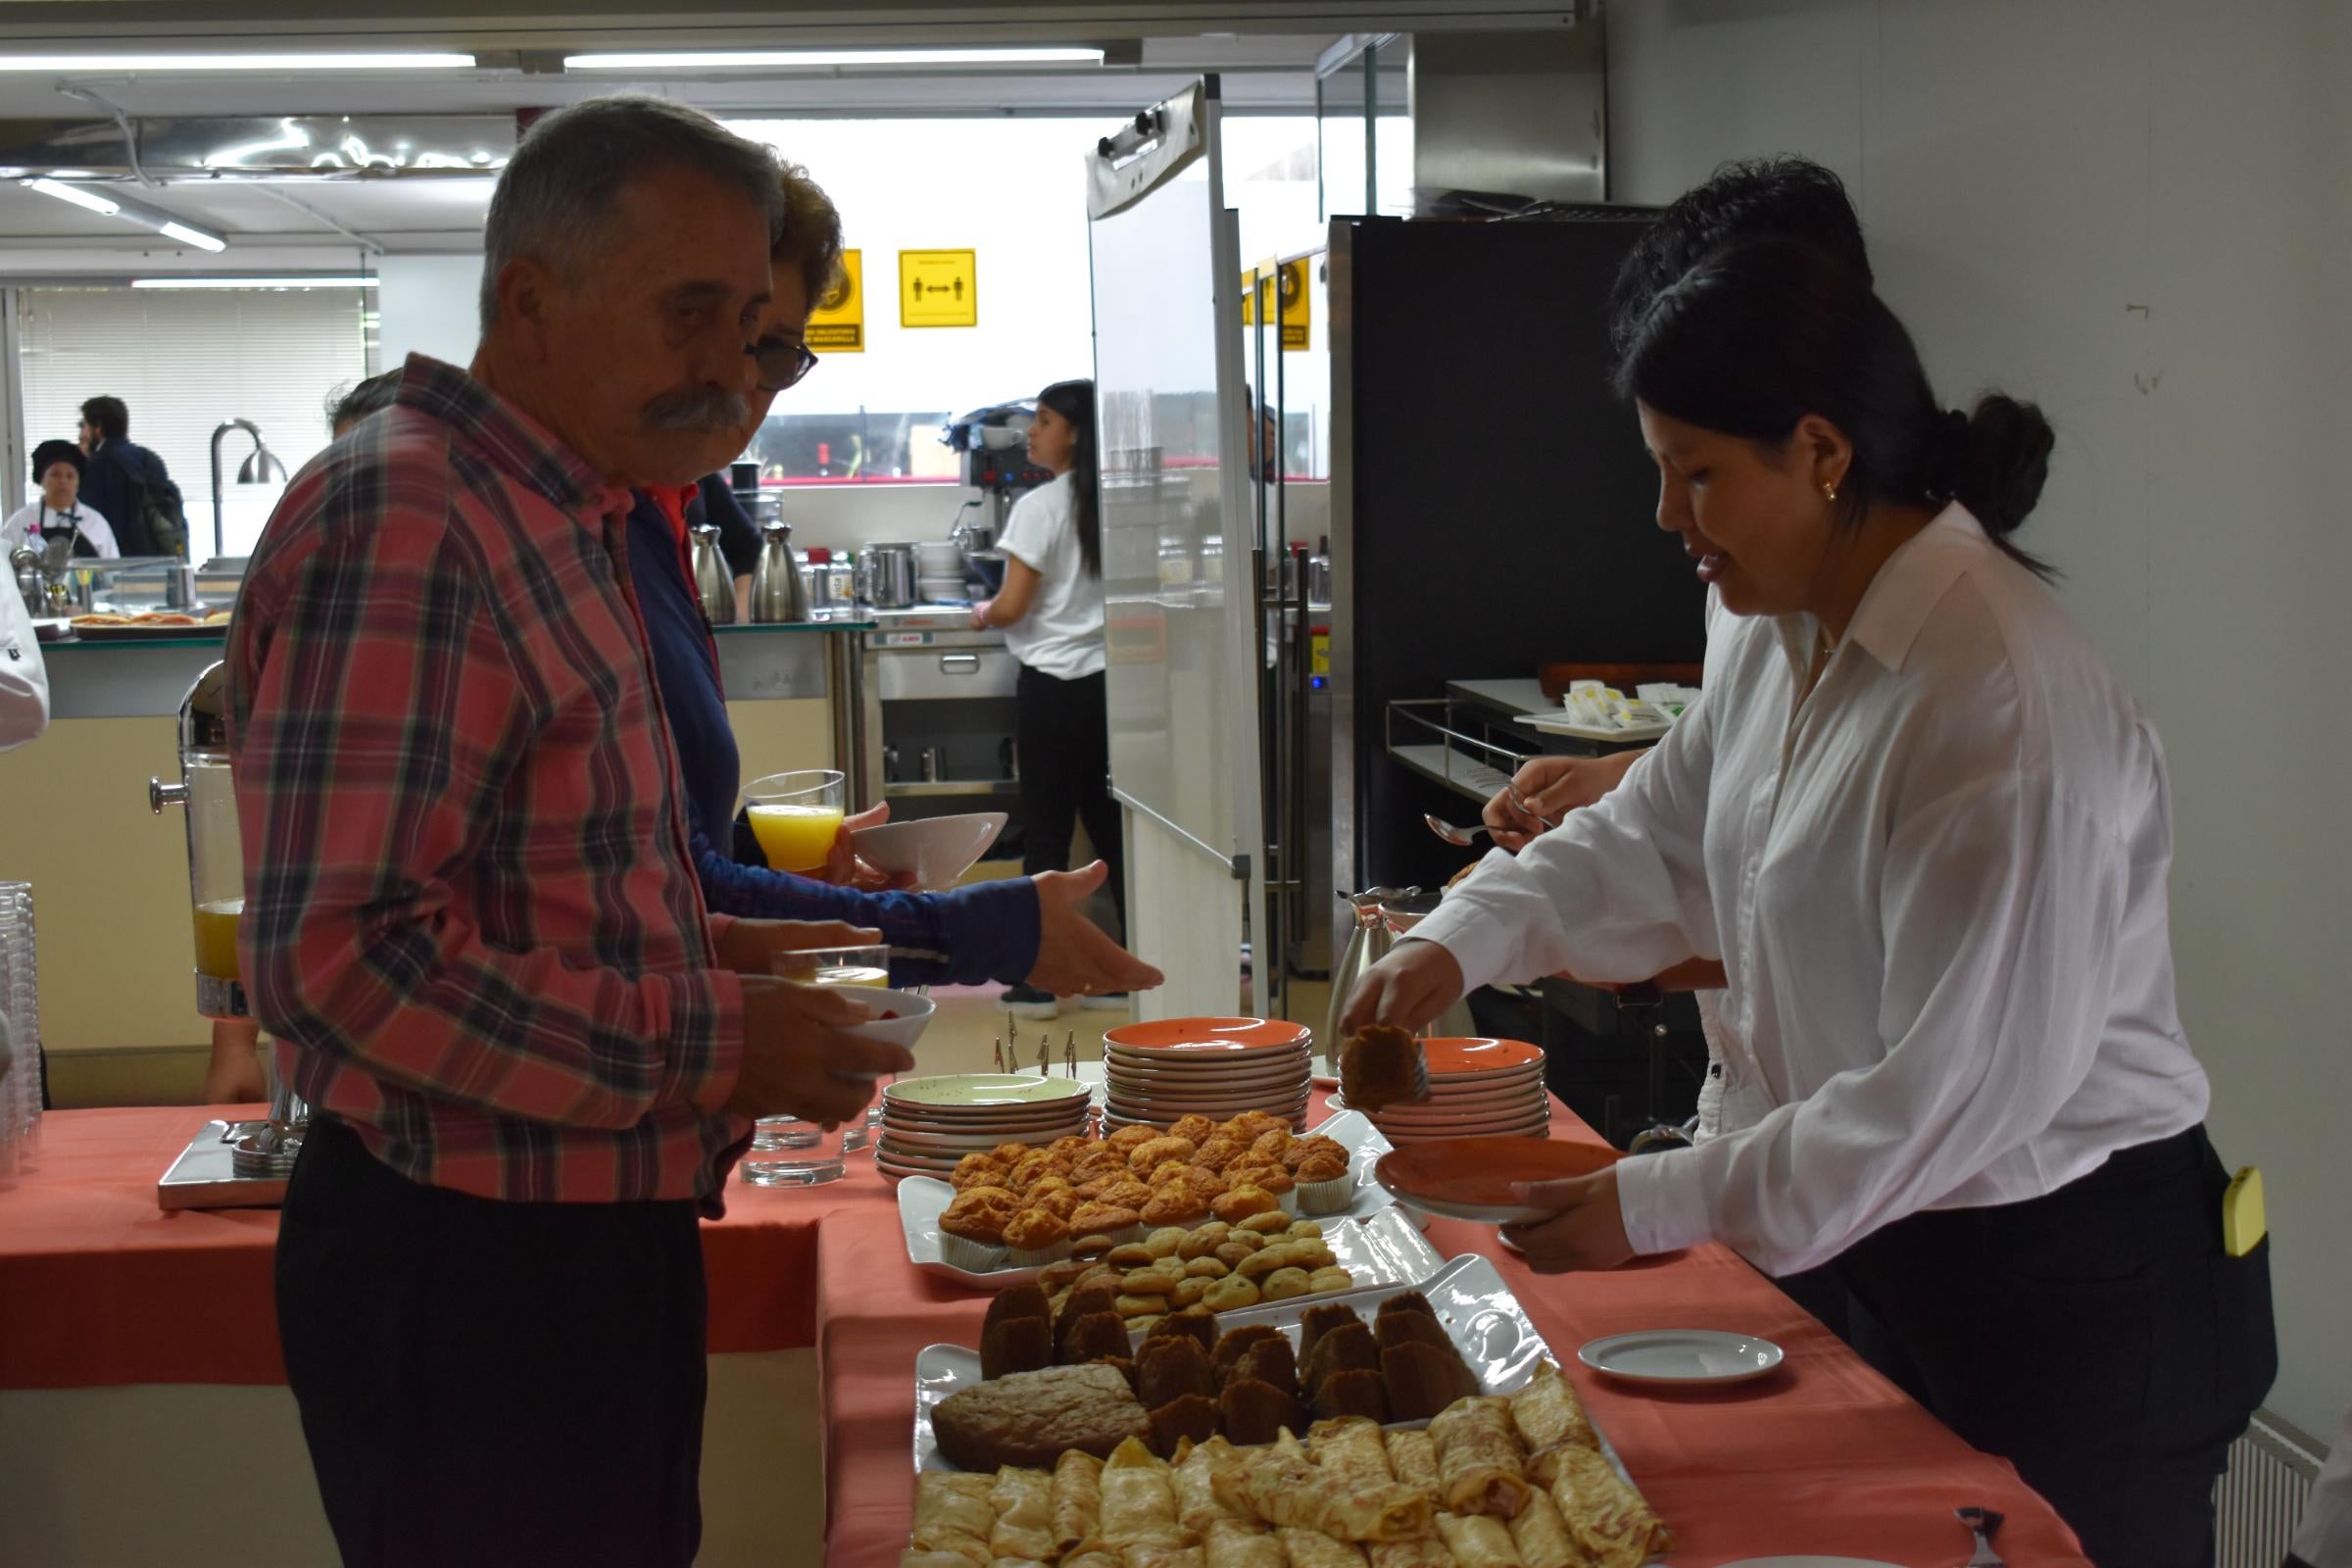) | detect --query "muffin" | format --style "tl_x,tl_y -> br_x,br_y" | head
1240,1164 -> 1298,1214
1194,1135 -> 1248,1172
1144,1159 -> 1194,1190
1068,1200 -> 1144,1244
1004,1205 -> 1073,1268
1141,1183 -> 1210,1228
1028,1184 -> 1081,1222
1284,1135 -> 1348,1172
1104,1125 -> 1159,1157
1182,1165 -> 1231,1201
1246,1129 -> 1295,1166
1099,1178 -> 1155,1212
950,1152 -> 1009,1191
1127,1135 -> 1199,1174
939,1189 -> 1015,1270
989,1141 -> 1036,1166
1009,1152 -> 1057,1192
1048,1135 -> 1093,1160
1167,1113 -> 1218,1146
1293,1147 -> 1356,1215
1211,1184 -> 1281,1224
